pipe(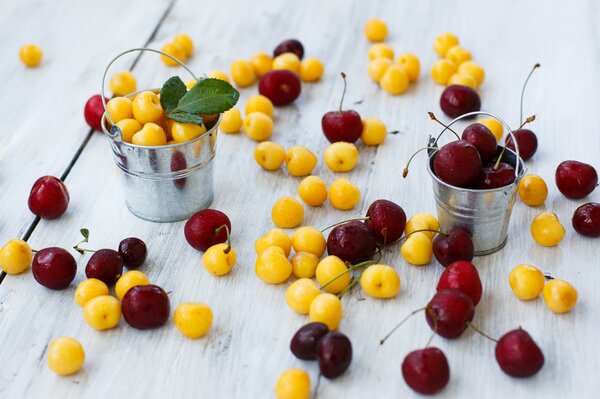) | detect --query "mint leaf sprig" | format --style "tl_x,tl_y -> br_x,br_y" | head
160,76 -> 240,125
